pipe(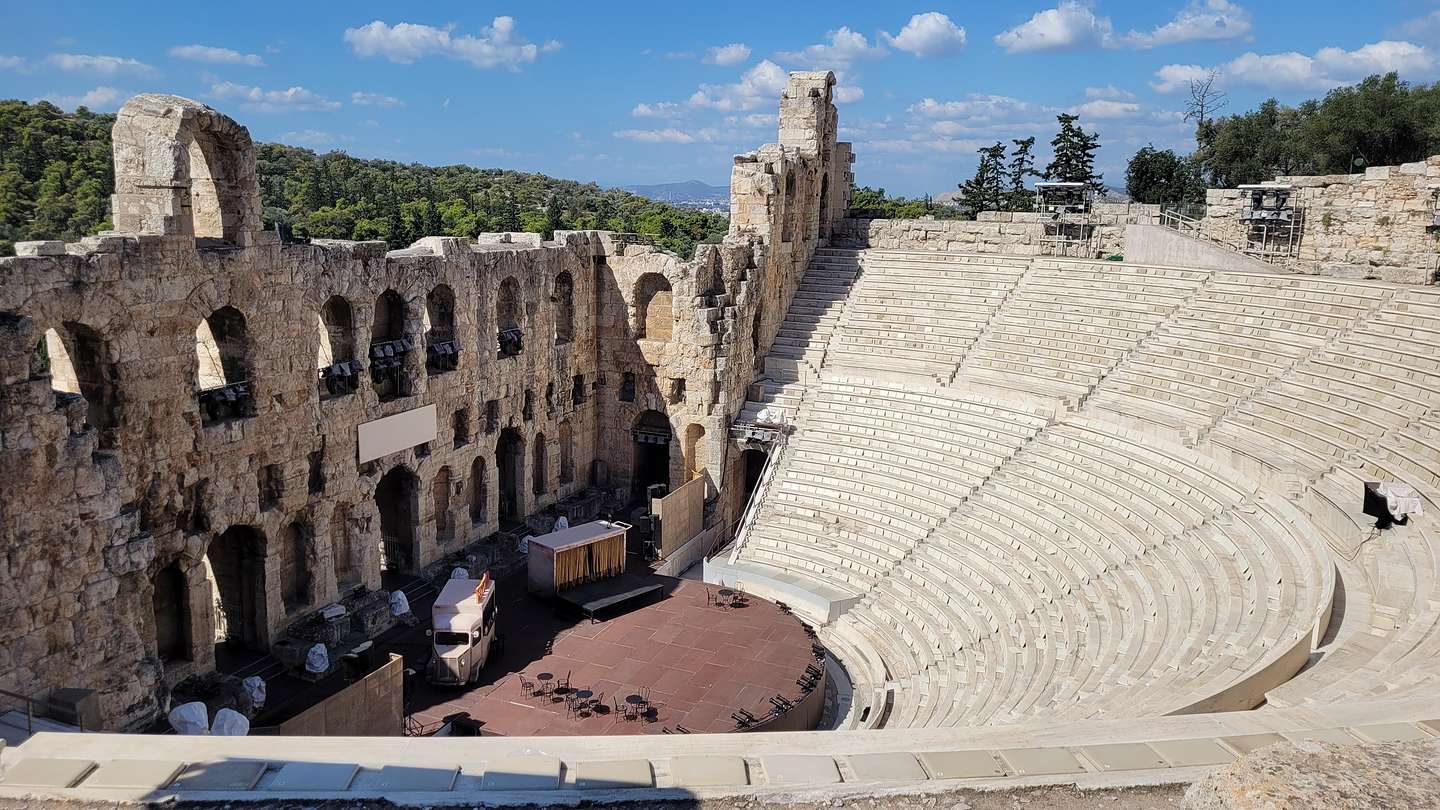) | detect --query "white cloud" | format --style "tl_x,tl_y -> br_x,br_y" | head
280,129 -> 339,146
208,81 -> 341,112
46,53 -> 156,76
739,113 -> 776,127
1150,63 -> 1211,92
910,94 -> 1041,123
351,90 -> 405,108
881,12 -> 967,58
343,17 -> 560,71
35,86 -> 122,111
168,44 -> 266,66
1069,99 -> 1142,118
703,43 -> 751,66
994,2 -> 1112,53
1154,40 -> 1436,92
0,55 -> 25,70
835,84 -> 865,103
997,0 -> 1251,54
632,101 -> 684,118
777,27 -> 887,68
1119,0 -> 1251,49
1085,84 -> 1135,99
614,128 -> 715,144
1398,10 -> 1440,44
688,59 -> 788,111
